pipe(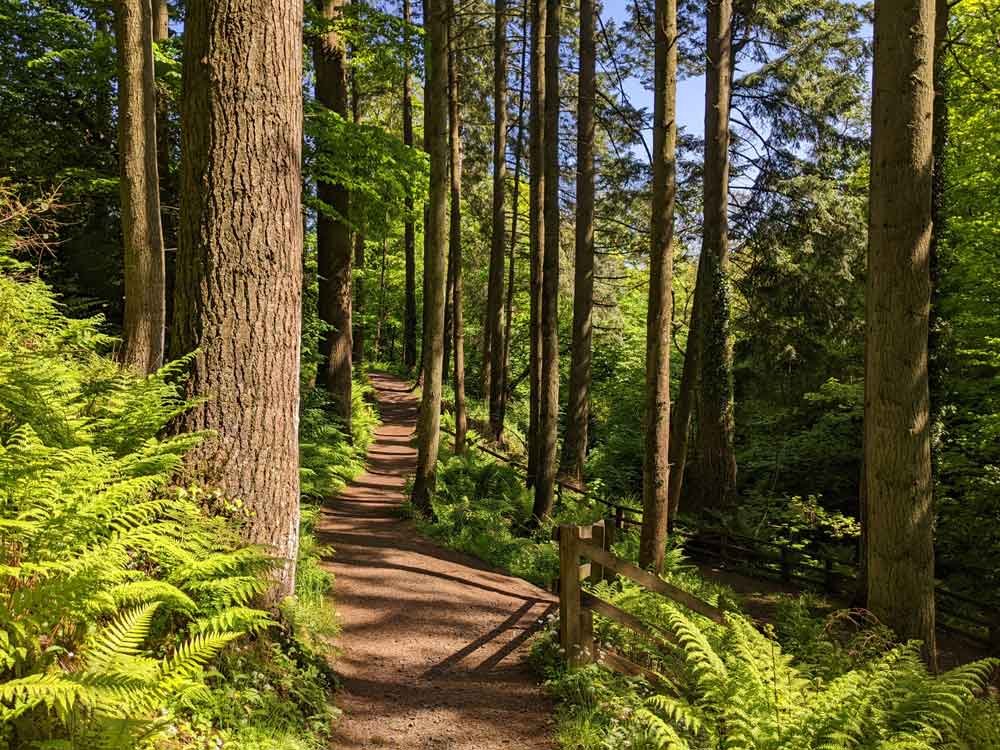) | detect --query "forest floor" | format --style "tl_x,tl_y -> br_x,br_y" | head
318,373 -> 556,750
